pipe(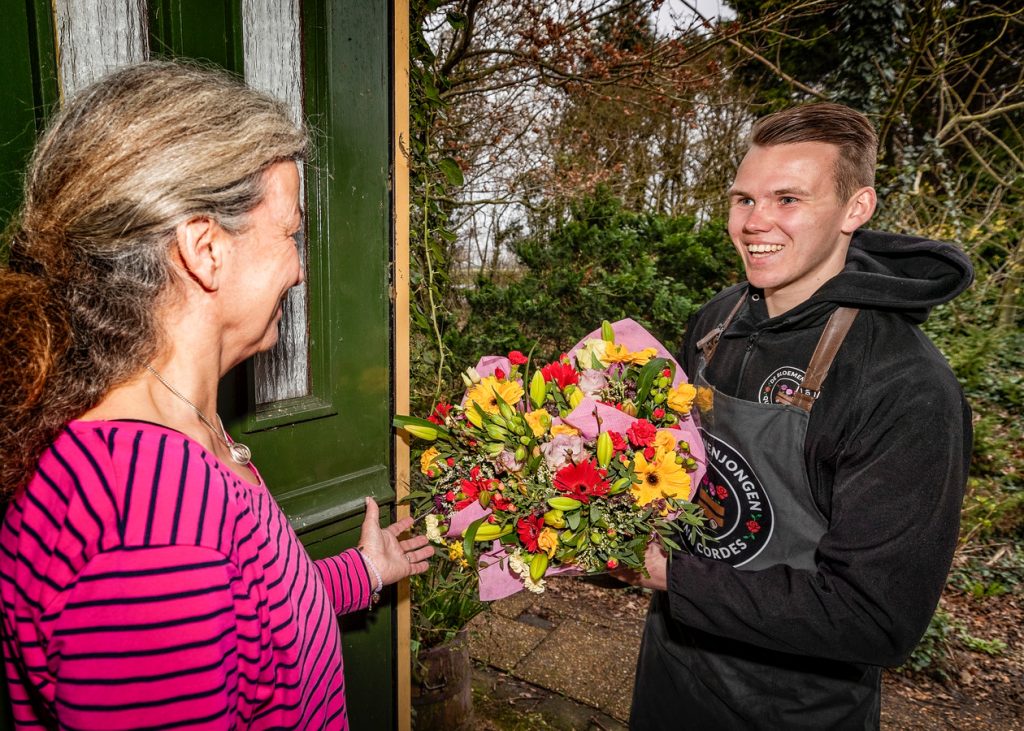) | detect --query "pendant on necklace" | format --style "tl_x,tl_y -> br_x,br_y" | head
229,442 -> 252,466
